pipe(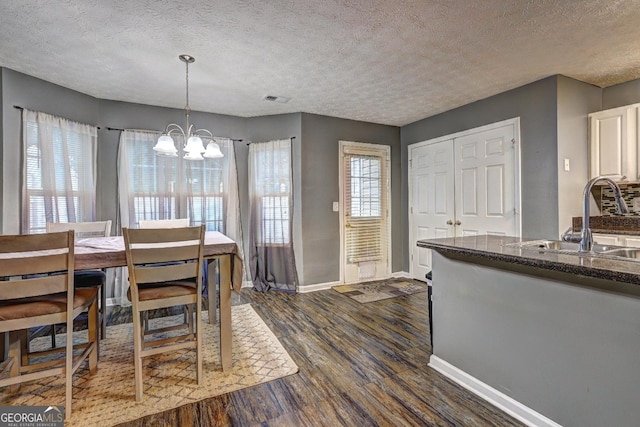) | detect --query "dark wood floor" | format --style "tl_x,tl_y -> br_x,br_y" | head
116,283 -> 525,427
